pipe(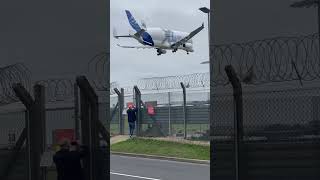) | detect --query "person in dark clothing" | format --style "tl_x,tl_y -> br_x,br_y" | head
53,140 -> 87,180
53,140 -> 71,180
127,105 -> 138,137
69,141 -> 87,180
